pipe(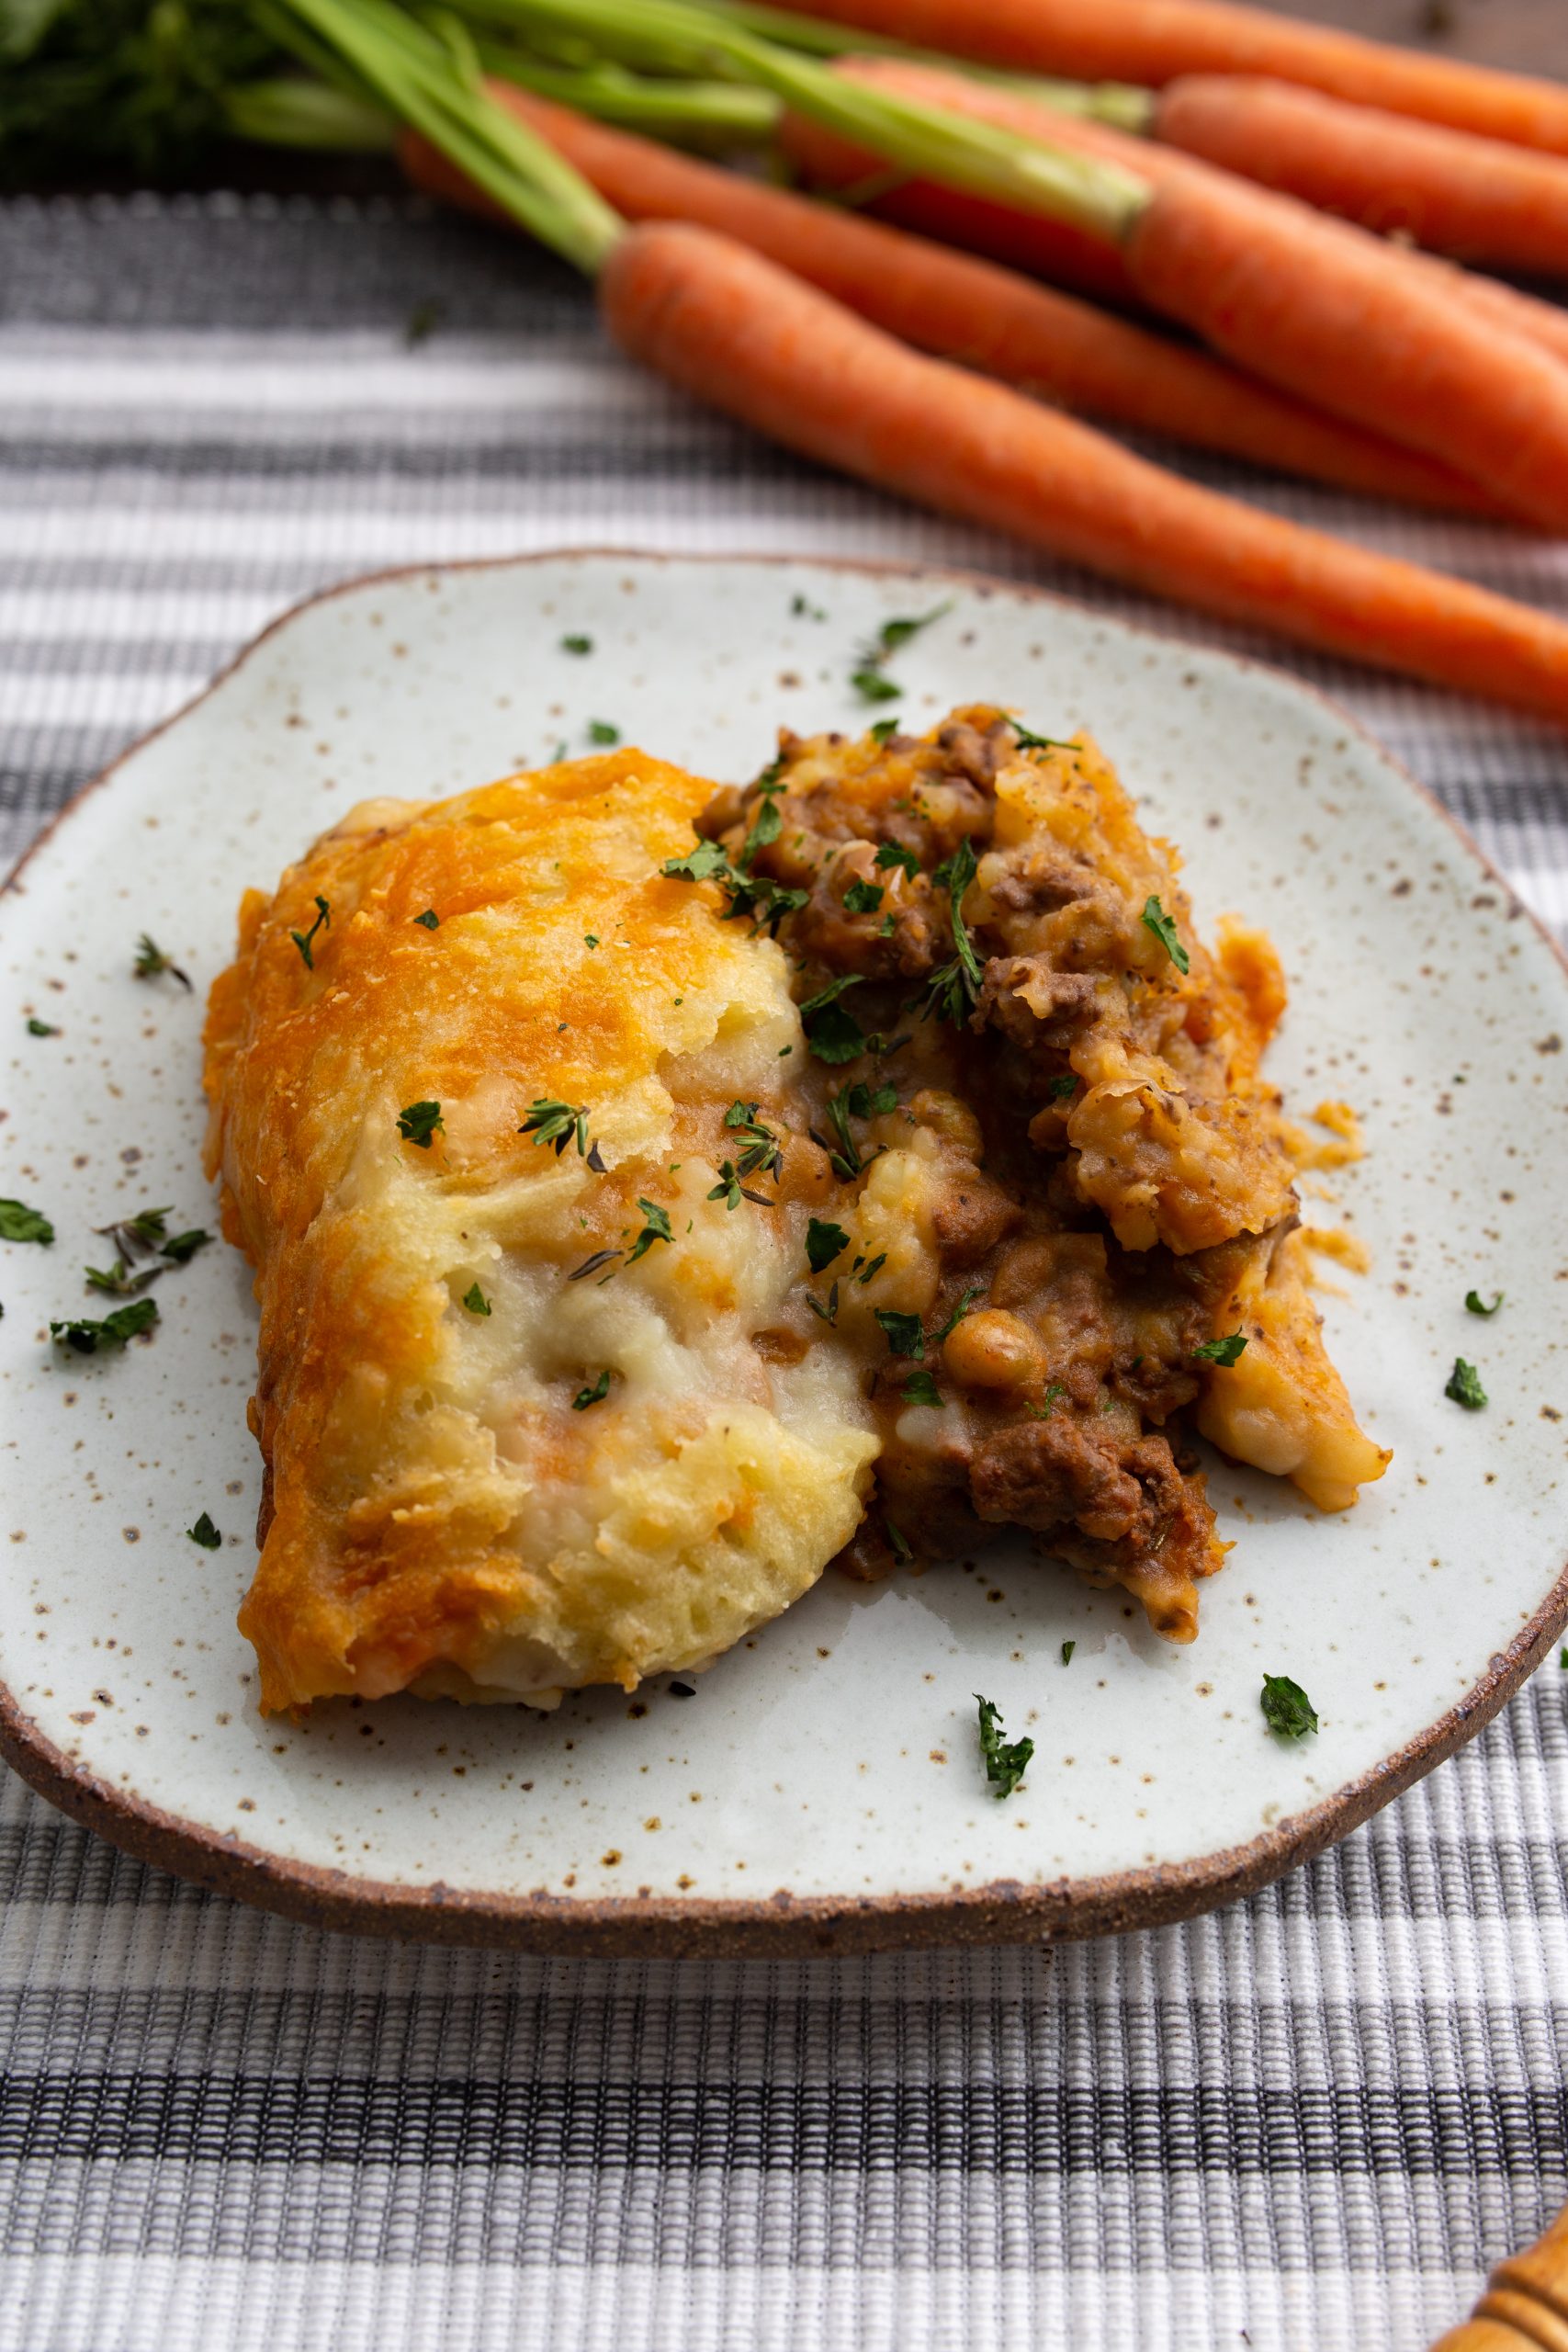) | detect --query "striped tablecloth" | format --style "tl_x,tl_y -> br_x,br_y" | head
2,189 -> 1566,2352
